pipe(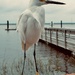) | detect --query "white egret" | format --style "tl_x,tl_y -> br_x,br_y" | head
17,0 -> 65,75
